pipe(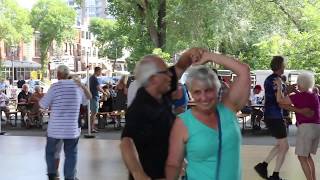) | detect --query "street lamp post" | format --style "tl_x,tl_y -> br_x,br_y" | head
10,45 -> 17,84
84,51 -> 94,138
112,44 -> 118,77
